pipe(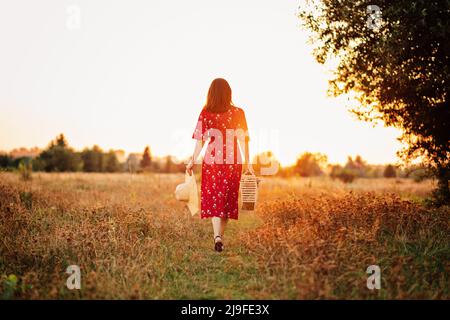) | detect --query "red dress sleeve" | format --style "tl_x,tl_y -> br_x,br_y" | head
192,109 -> 207,140
237,108 -> 250,141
